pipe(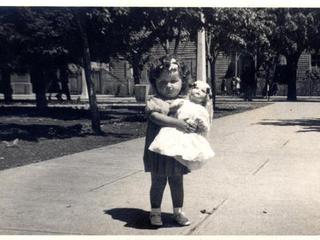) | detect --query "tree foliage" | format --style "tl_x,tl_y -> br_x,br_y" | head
107,7 -> 201,84
2,7 -> 320,107
203,8 -> 320,100
267,8 -> 320,100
